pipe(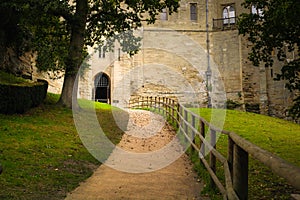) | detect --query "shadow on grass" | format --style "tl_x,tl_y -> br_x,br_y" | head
0,93 -> 128,200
